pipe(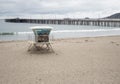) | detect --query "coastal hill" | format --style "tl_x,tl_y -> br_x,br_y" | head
105,13 -> 120,19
